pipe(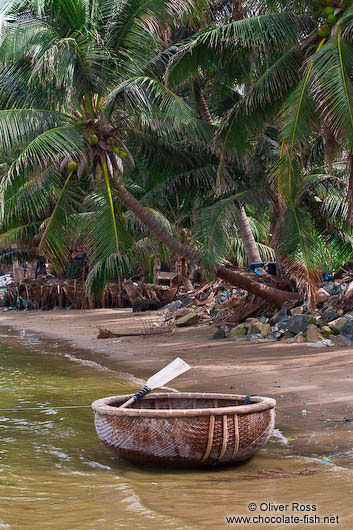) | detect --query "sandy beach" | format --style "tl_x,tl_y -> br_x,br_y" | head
1,307 -> 352,454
